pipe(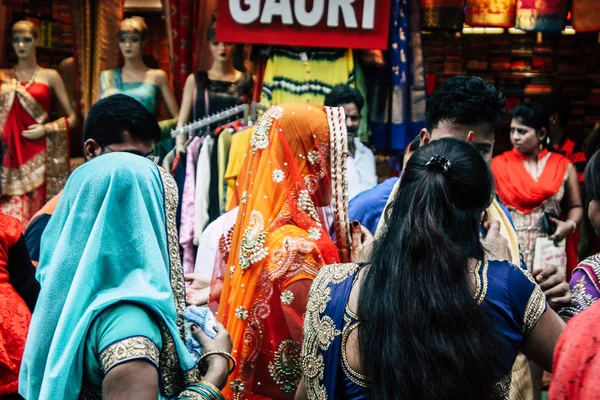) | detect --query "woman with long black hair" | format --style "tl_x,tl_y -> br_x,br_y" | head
297,138 -> 564,400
